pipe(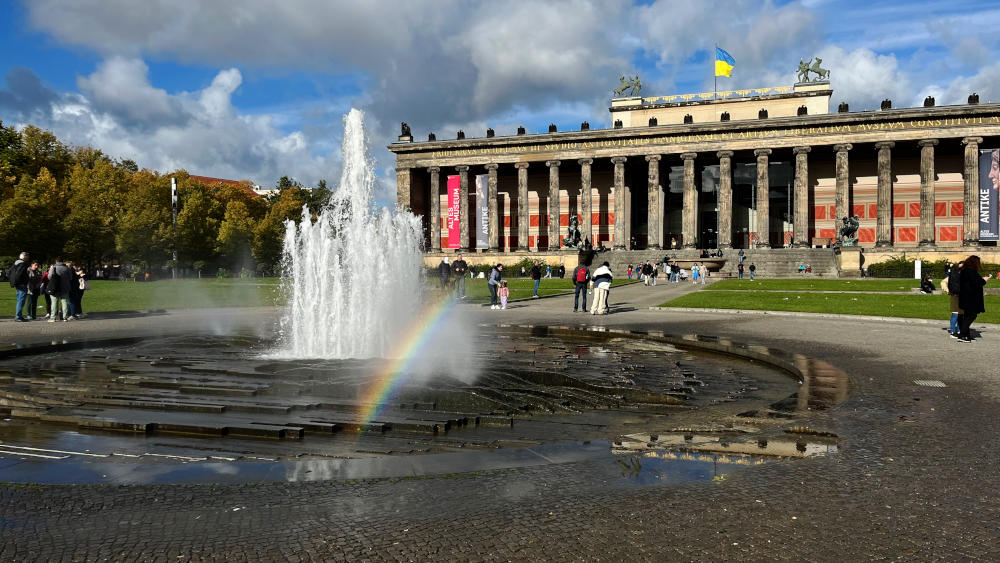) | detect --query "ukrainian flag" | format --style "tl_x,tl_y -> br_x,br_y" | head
715,47 -> 735,77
